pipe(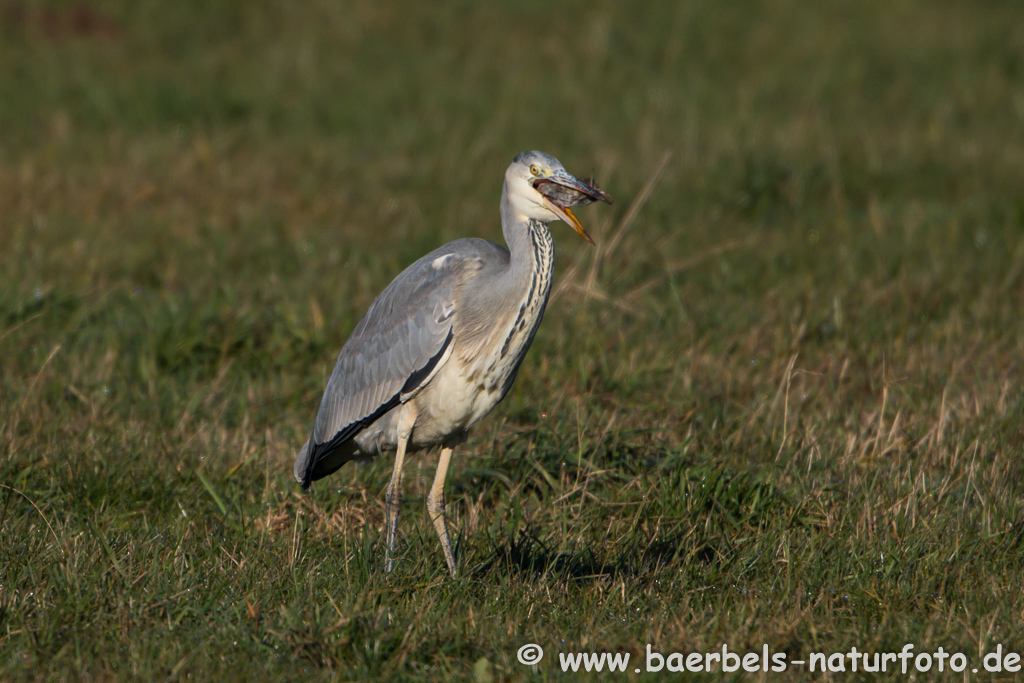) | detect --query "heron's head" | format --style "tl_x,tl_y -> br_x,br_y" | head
504,151 -> 613,245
